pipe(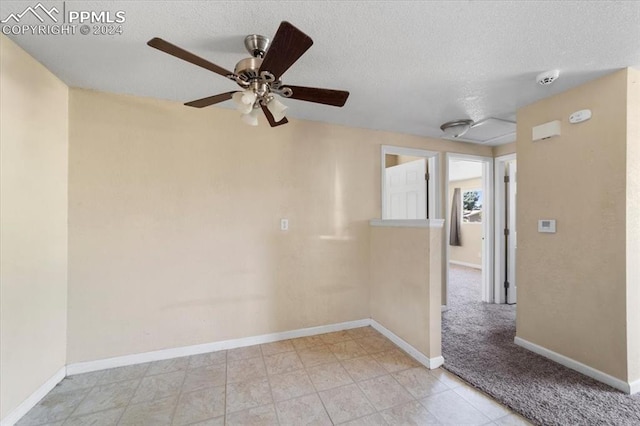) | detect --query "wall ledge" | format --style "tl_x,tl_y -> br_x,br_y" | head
514,336 -> 635,394
0,367 -> 65,426
369,219 -> 445,228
